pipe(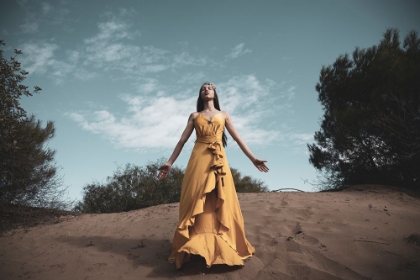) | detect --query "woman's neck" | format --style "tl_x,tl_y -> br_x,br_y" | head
202,100 -> 216,112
